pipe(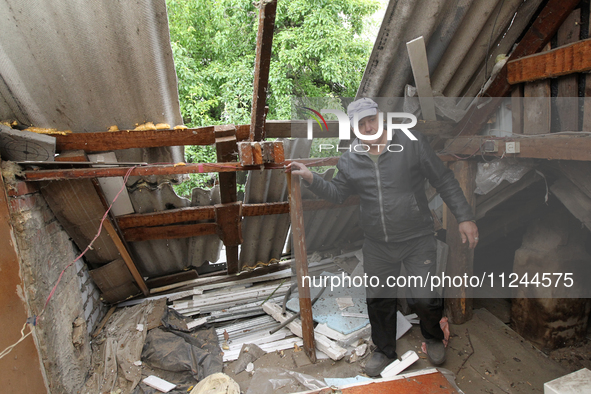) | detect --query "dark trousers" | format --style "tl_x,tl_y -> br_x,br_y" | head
363,235 -> 444,359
